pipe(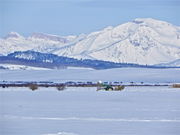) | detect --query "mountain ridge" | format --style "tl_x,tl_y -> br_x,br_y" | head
0,50 -> 156,69
0,18 -> 180,66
